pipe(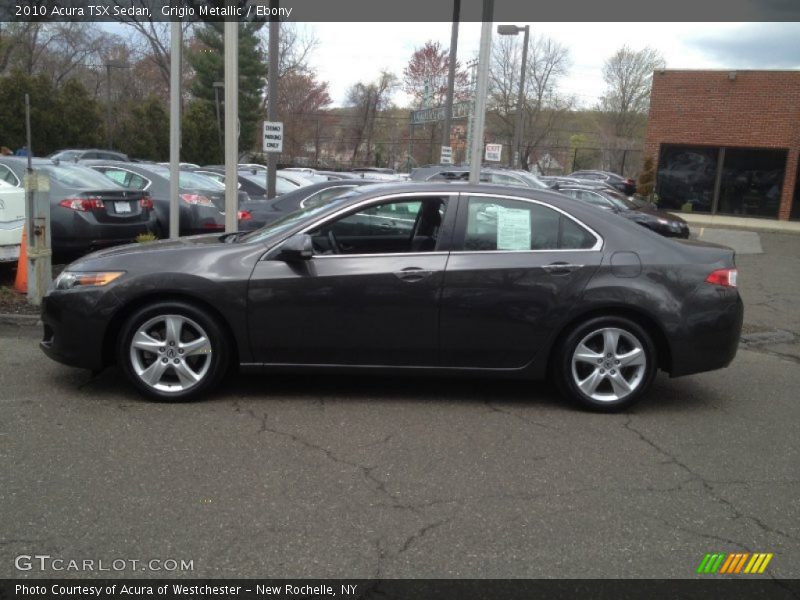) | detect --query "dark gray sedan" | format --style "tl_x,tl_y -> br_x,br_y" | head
40,183 -> 742,411
0,157 -> 157,256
